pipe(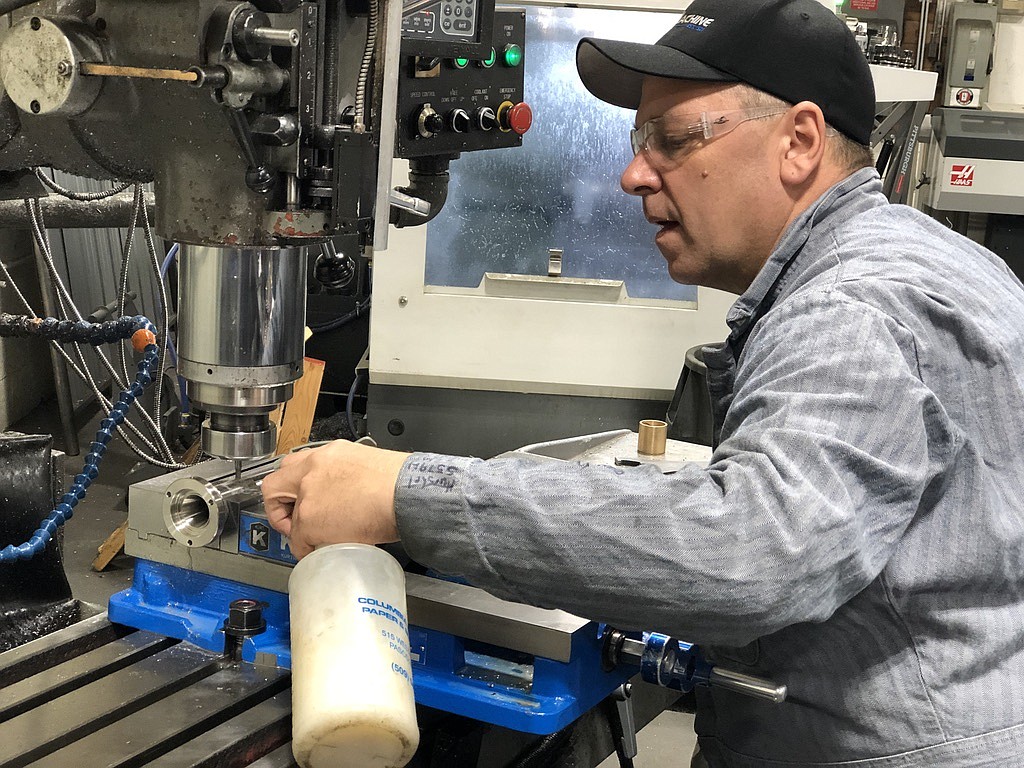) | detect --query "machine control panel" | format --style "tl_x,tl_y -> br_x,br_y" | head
396,9 -> 528,158
404,0 -> 480,40
403,0 -> 495,59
